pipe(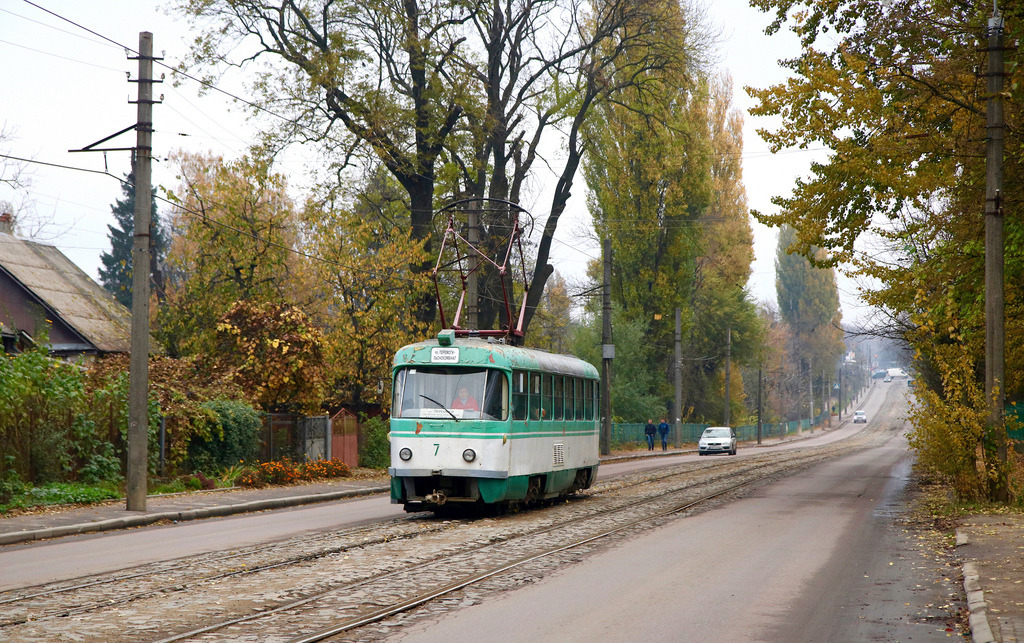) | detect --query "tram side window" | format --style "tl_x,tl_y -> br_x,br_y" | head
512,371 -> 528,421
542,374 -> 553,420
565,378 -> 575,421
553,376 -> 564,420
585,379 -> 594,420
530,373 -> 542,421
482,370 -> 508,421
575,378 -> 584,420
